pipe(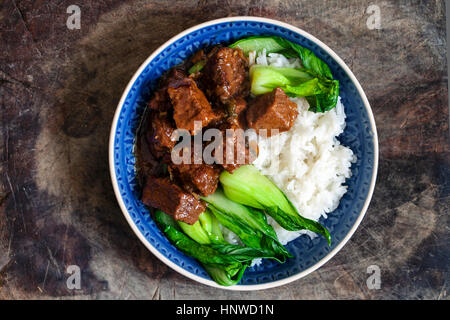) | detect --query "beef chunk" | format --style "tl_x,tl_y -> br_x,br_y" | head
146,112 -> 177,158
169,162 -> 221,196
201,47 -> 249,103
142,177 -> 205,225
246,88 -> 299,137
168,78 -> 221,135
148,68 -> 187,112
